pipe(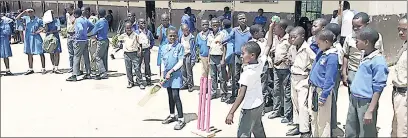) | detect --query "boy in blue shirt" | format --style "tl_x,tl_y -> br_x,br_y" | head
308,29 -> 339,137
345,27 -> 389,137
196,20 -> 210,78
89,9 -> 109,80
179,24 -> 196,92
221,19 -> 234,101
135,18 -> 155,85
